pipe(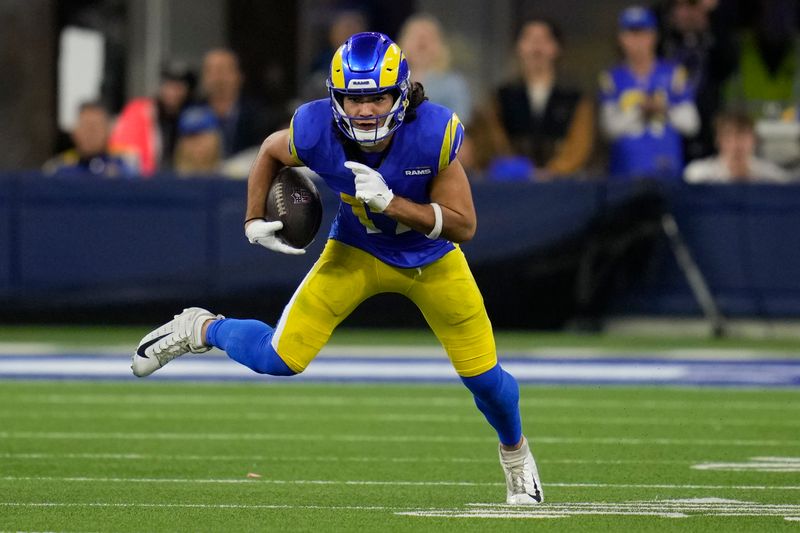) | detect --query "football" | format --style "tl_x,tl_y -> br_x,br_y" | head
266,167 -> 323,249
